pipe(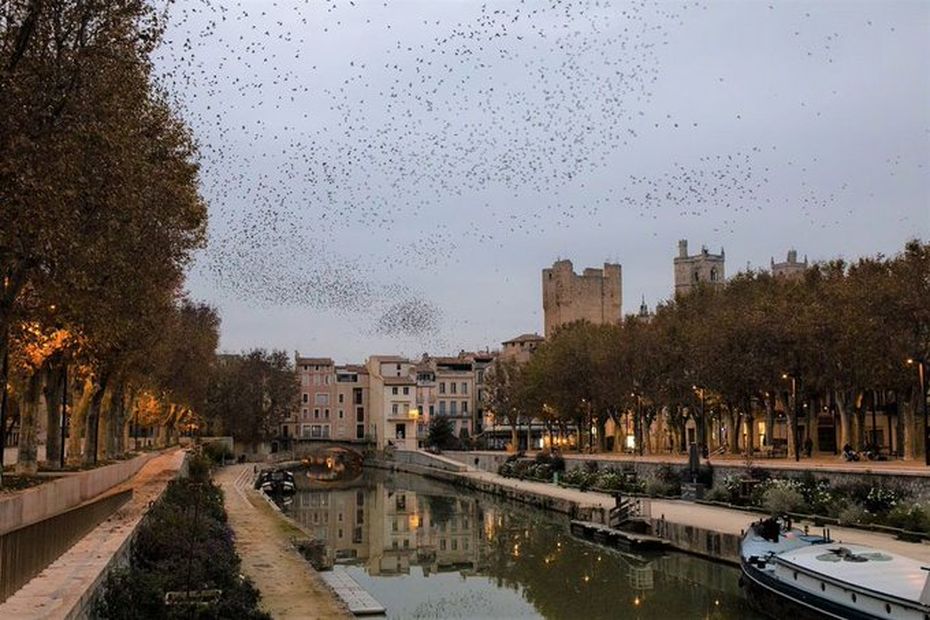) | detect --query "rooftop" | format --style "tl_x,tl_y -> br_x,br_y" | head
502,333 -> 544,345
